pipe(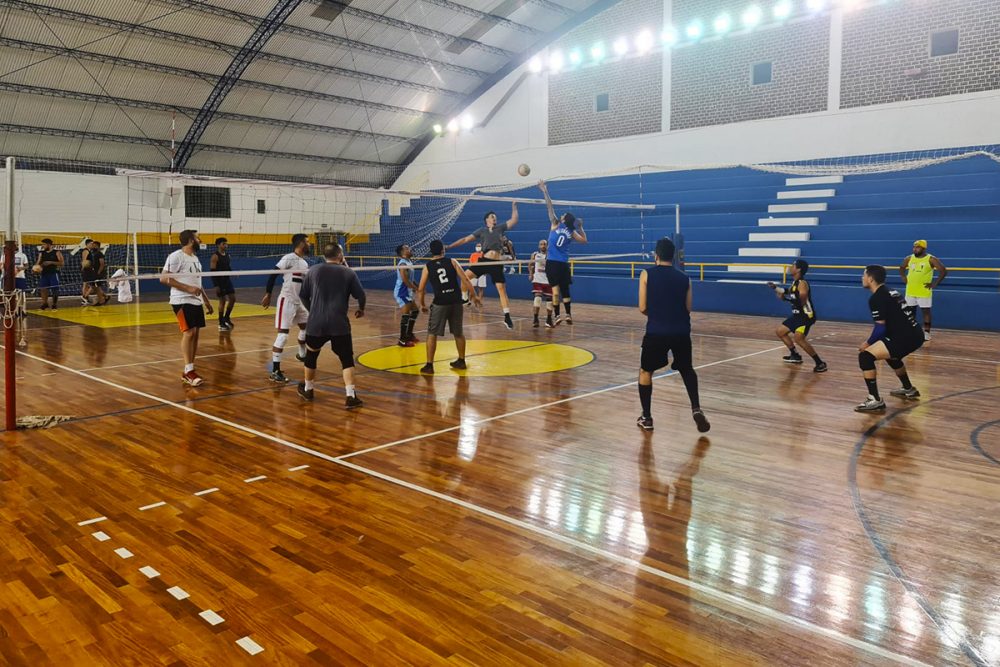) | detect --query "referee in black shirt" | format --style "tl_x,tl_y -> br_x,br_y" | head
297,243 -> 366,408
